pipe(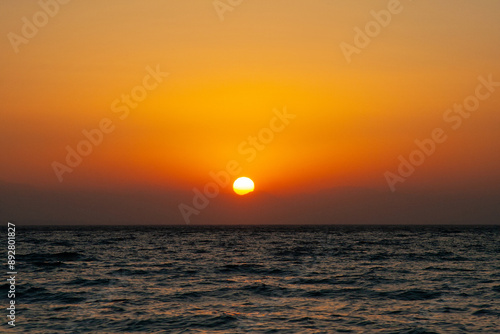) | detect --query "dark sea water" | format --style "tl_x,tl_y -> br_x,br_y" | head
8,225 -> 500,333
